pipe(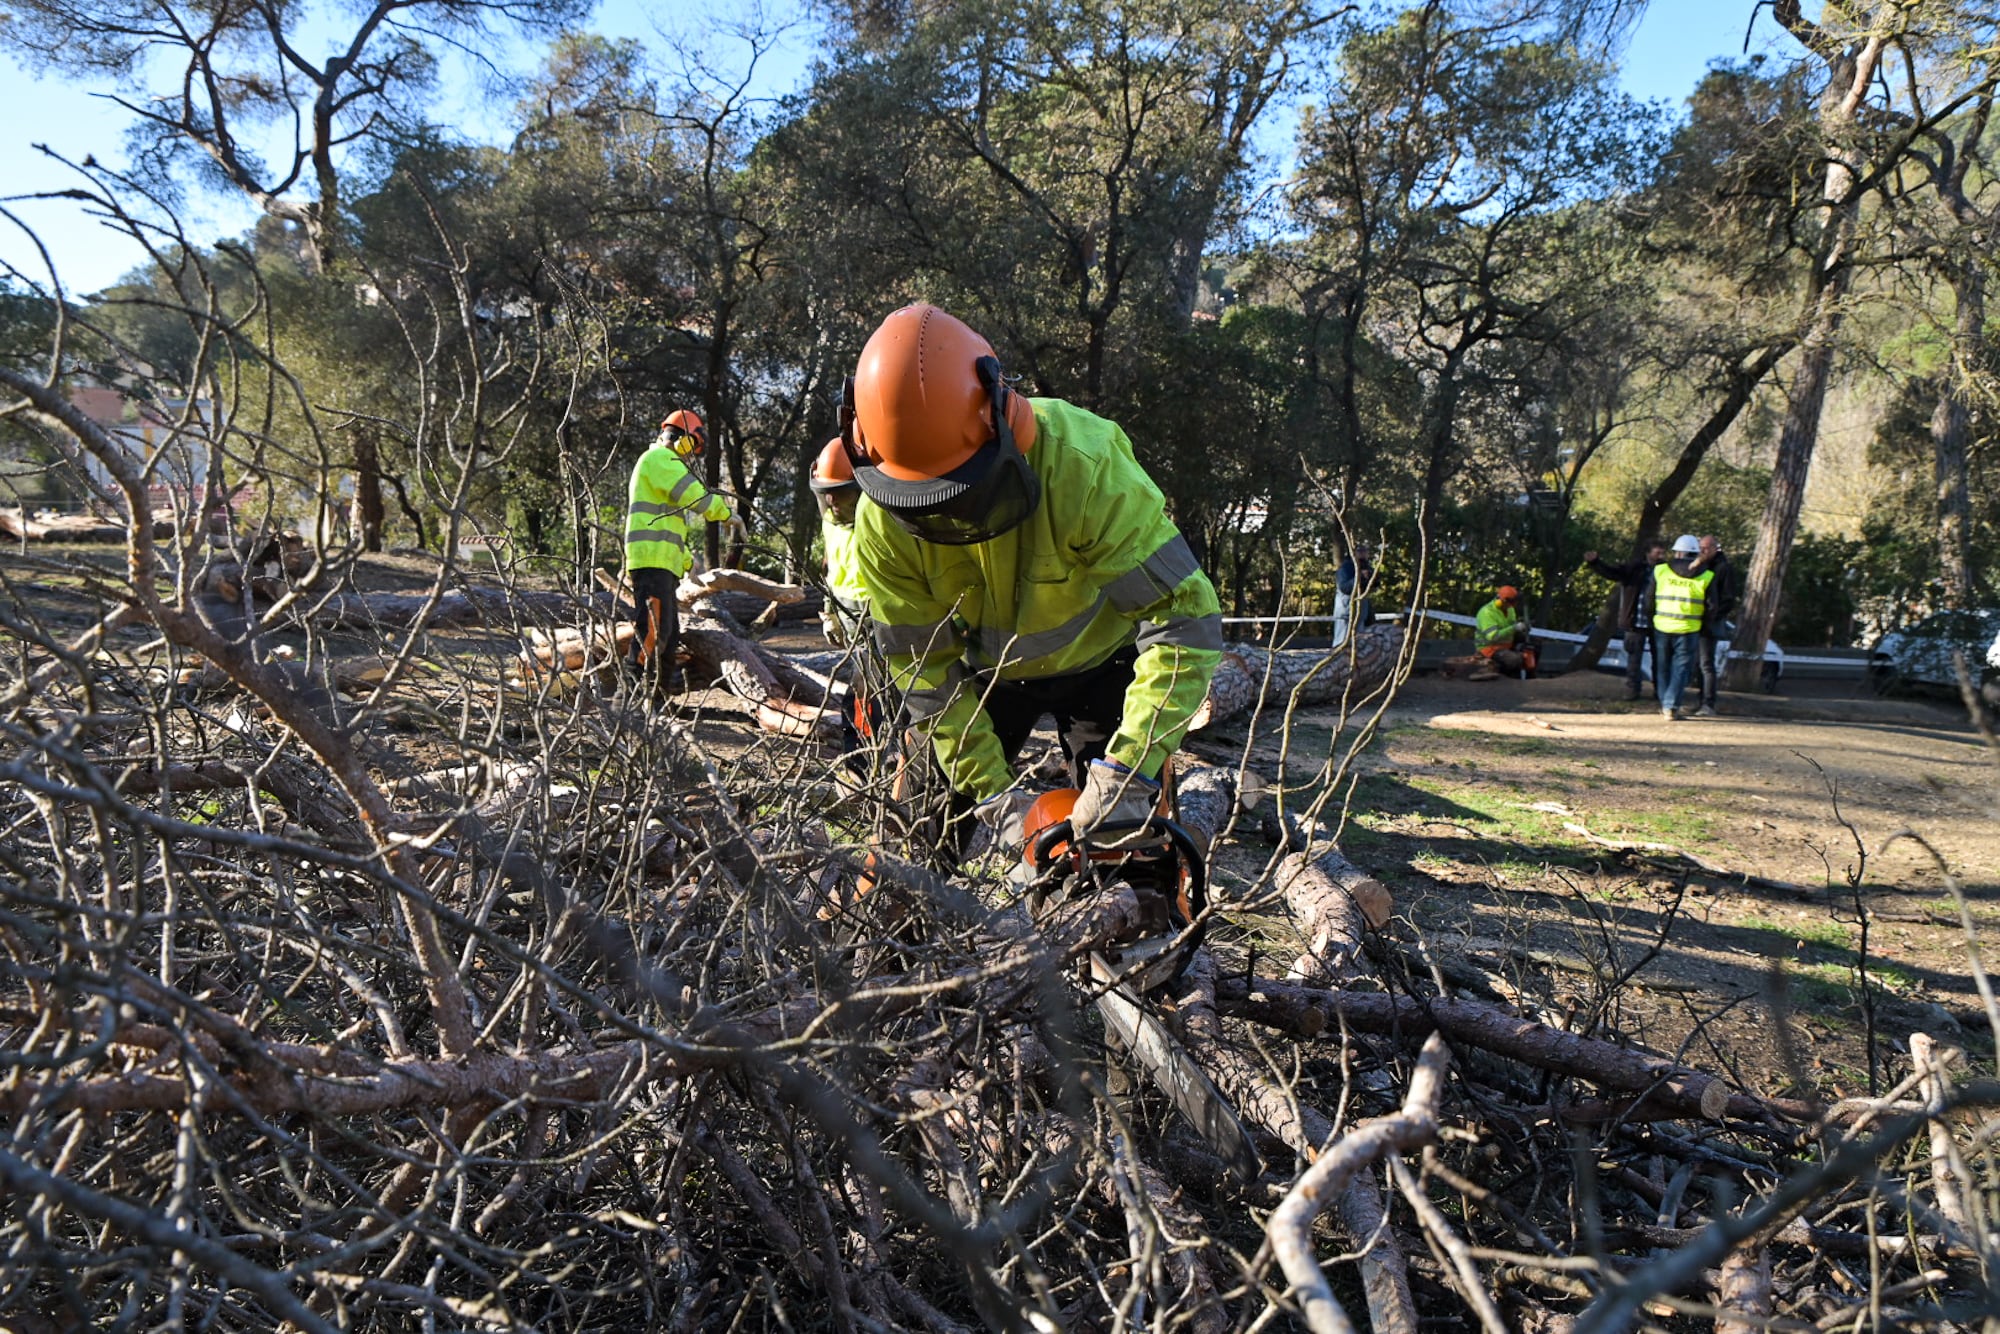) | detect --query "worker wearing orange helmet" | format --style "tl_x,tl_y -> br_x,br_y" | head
1472,584 -> 1536,679
626,409 -> 733,694
842,304 -> 1223,852
809,437 -> 870,646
